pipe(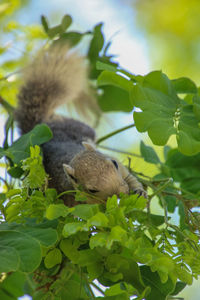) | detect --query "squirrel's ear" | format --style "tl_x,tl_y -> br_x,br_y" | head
63,164 -> 75,176
82,141 -> 96,151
